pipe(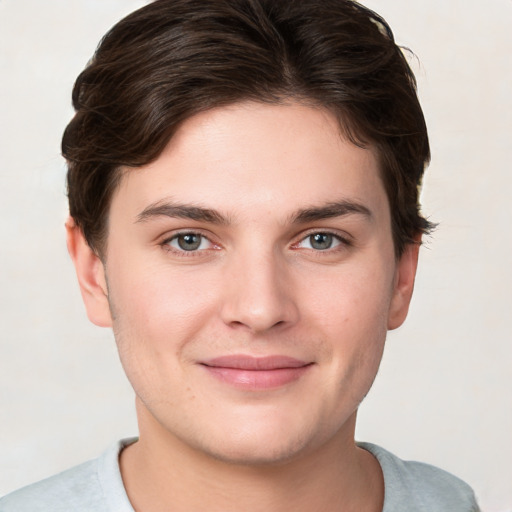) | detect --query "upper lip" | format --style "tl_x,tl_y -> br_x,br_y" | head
201,355 -> 311,370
